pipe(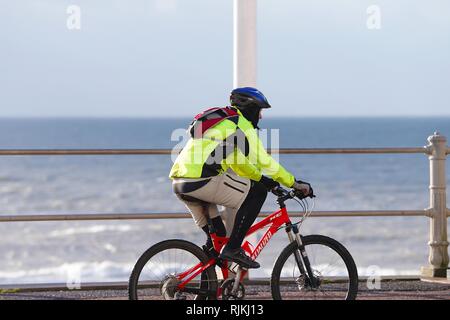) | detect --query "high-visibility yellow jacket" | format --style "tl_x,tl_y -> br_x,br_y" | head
169,108 -> 295,188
